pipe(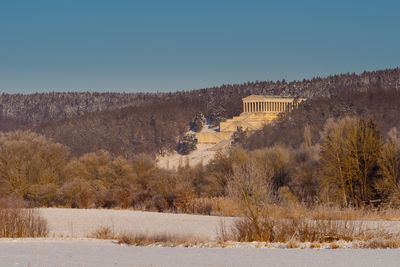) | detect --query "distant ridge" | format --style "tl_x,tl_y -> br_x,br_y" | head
0,68 -> 399,129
